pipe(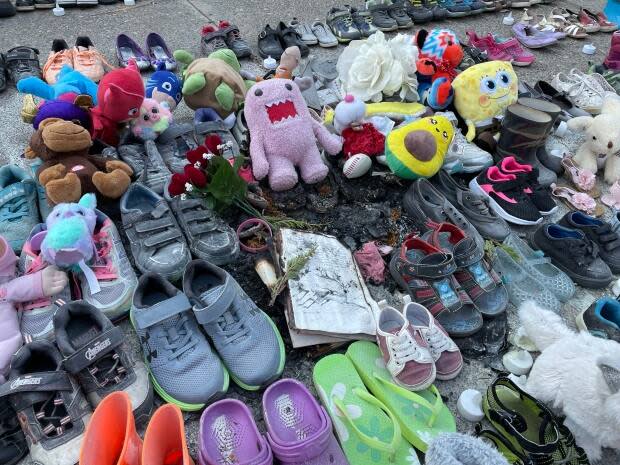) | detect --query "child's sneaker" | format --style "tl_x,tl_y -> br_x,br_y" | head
493,36 -> 536,66
0,165 -> 40,252
42,39 -> 73,84
388,0 -> 413,28
327,6 -> 362,42
200,24 -> 229,56
366,0 -> 398,32
348,5 -> 379,37
466,31 -> 513,61
436,111 -> 493,173
71,36 -> 110,83
218,21 -> 252,59
406,0 -> 434,22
